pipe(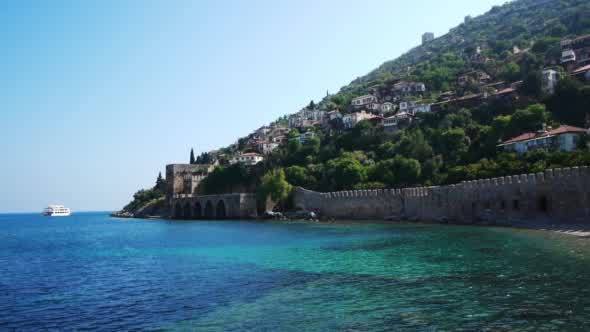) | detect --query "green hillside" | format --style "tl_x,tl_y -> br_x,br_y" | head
122,0 -> 590,213
197,0 -> 590,205
332,0 -> 590,105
